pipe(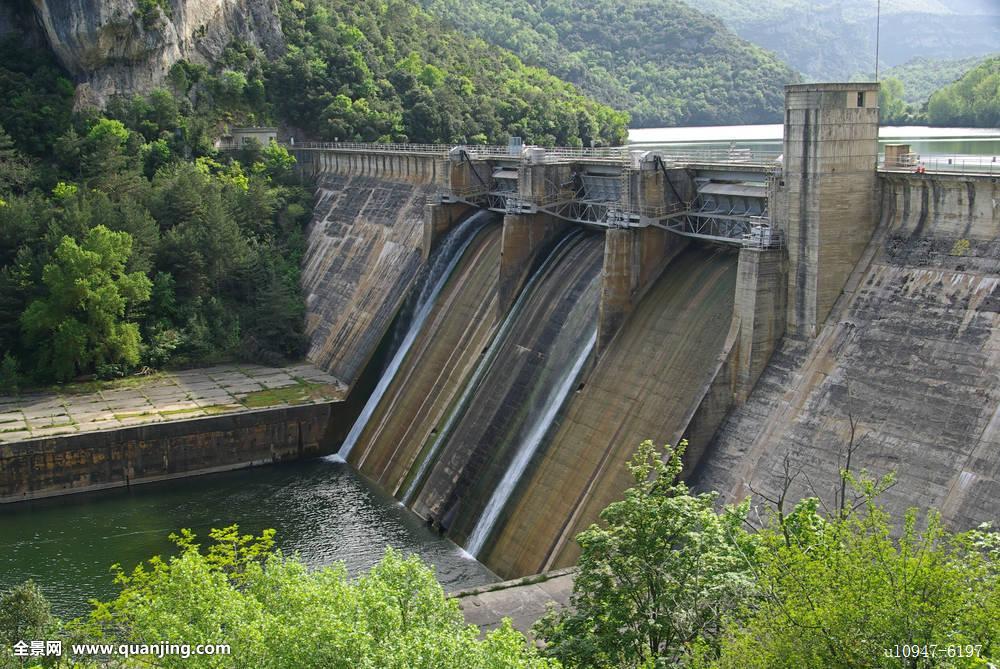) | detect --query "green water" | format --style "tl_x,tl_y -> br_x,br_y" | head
0,459 -> 497,618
